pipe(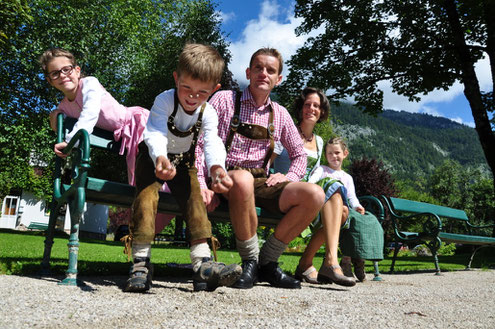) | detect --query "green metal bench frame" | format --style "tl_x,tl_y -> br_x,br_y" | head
381,196 -> 495,275
41,114 -> 282,286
